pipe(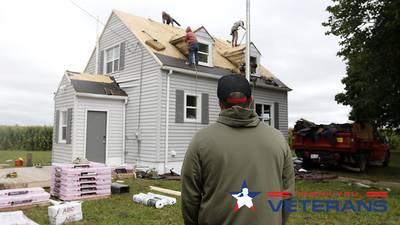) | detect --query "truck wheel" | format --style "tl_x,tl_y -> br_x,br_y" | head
382,151 -> 390,167
358,153 -> 367,172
